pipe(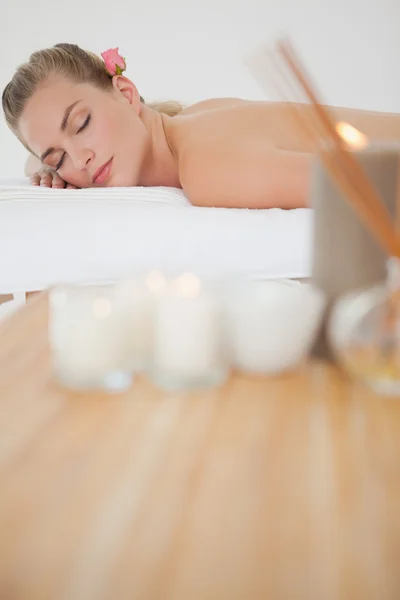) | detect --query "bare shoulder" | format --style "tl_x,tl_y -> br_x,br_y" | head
173,103 -> 310,209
